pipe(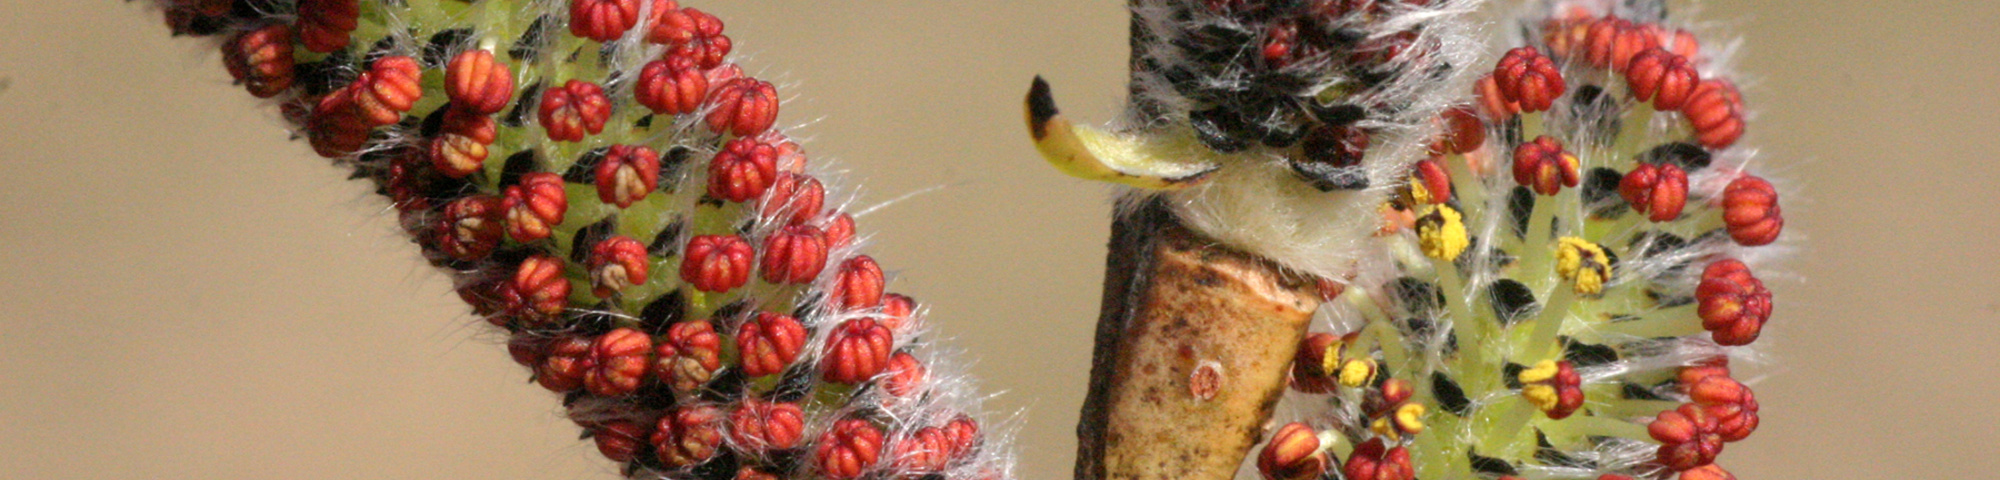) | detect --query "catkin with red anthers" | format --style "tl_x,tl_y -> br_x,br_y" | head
141,2 -> 1014,480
